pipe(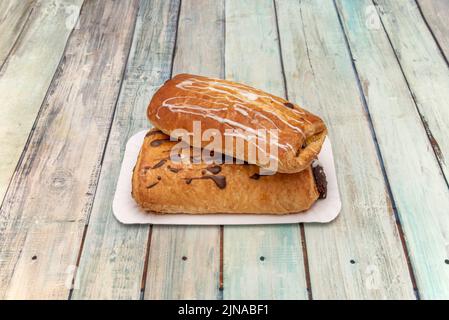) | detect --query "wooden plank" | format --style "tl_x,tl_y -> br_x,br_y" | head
223,0 -> 308,300
71,0 -> 180,300
0,0 -> 83,203
275,0 -> 415,299
0,0 -> 35,66
375,0 -> 449,181
337,0 -> 449,299
0,0 -> 139,299
144,0 -> 224,300
417,0 -> 449,60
